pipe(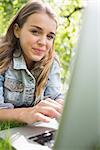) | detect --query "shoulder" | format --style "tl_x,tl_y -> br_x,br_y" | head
0,60 -> 12,77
